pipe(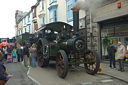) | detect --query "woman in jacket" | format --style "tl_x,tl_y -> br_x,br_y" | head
29,44 -> 37,67
0,52 -> 12,85
16,45 -> 22,62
